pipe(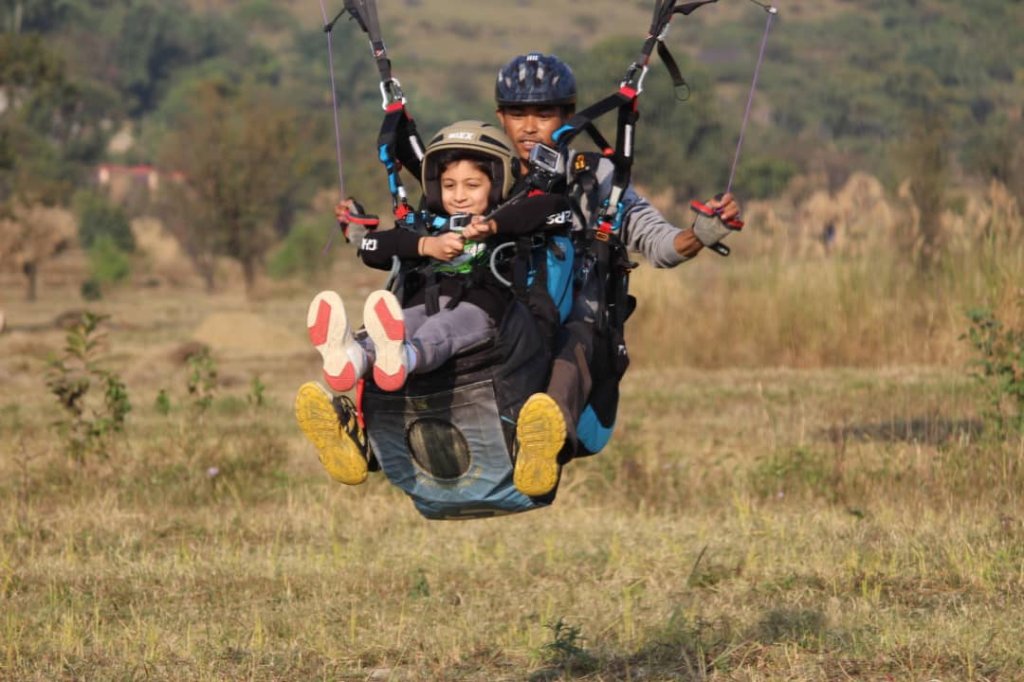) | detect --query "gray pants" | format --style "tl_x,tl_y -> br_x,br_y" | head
360,296 -> 494,374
